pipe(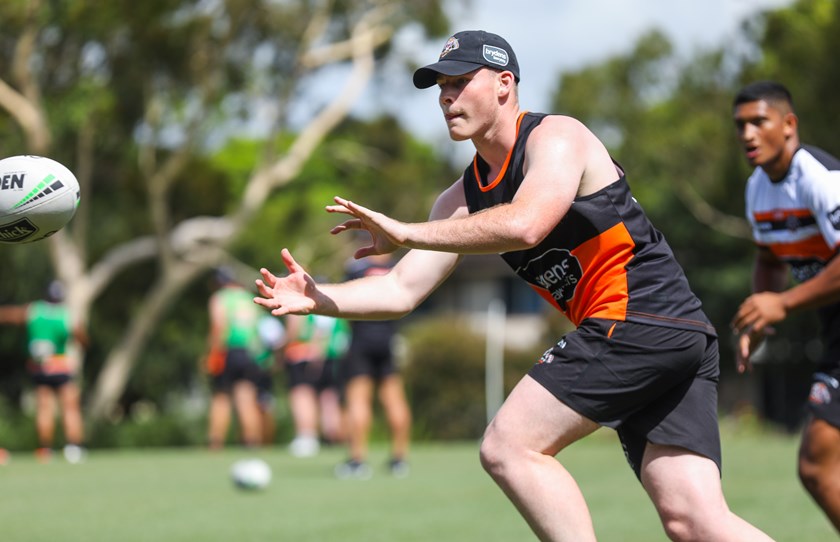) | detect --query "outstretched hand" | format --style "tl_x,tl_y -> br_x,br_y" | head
254,249 -> 319,316
326,196 -> 407,259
